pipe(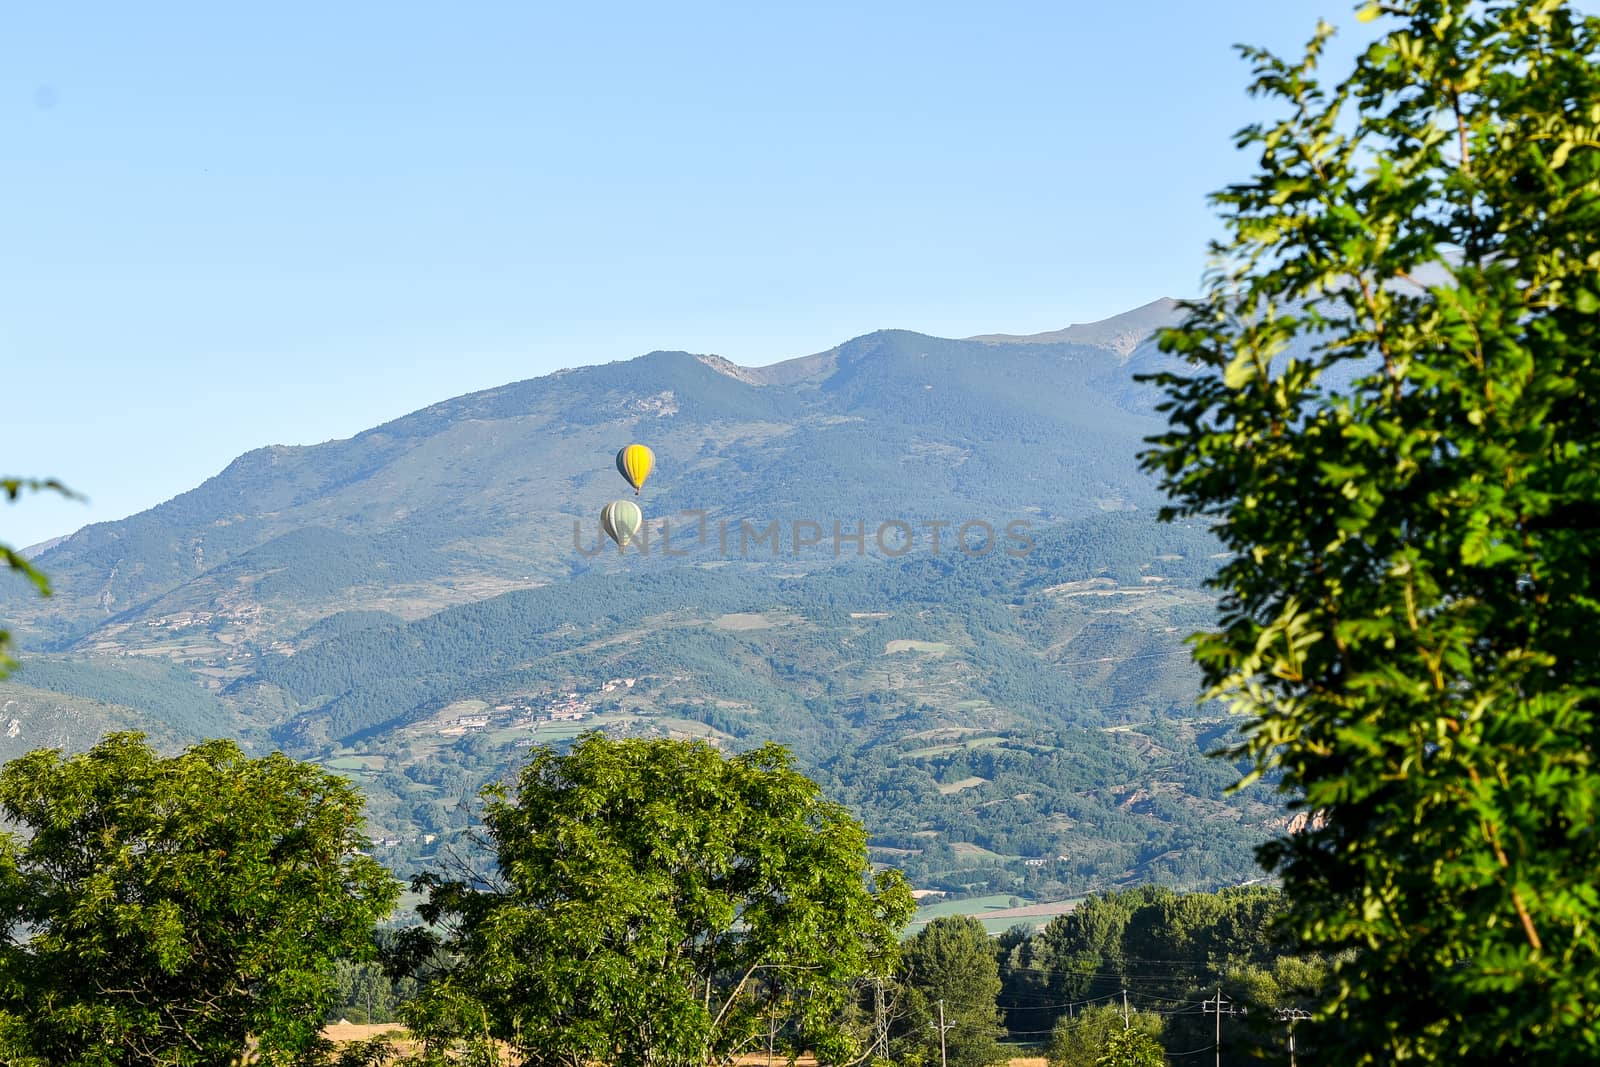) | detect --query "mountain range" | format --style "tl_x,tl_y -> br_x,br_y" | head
0,298 -> 1284,901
